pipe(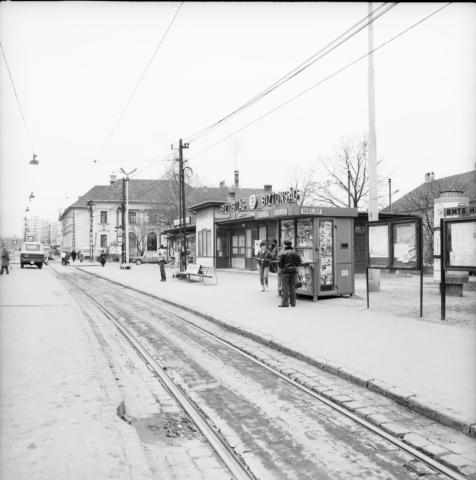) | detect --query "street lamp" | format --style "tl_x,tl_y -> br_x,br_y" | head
29,153 -> 39,165
388,178 -> 400,213
29,192 -> 35,201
